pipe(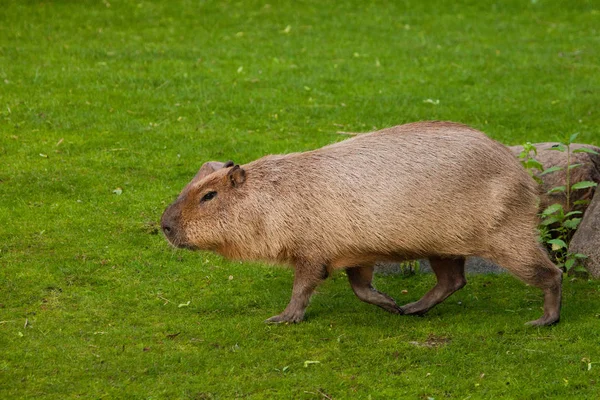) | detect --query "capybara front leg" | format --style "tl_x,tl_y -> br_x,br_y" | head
400,257 -> 466,316
346,265 -> 403,314
265,262 -> 326,324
